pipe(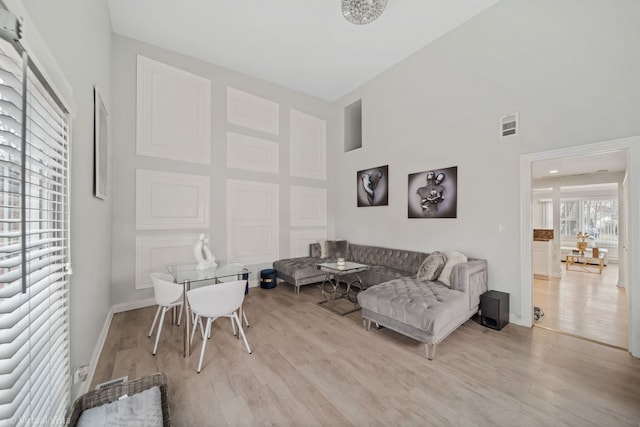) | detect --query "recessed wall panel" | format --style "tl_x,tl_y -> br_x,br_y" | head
136,56 -> 211,164
226,131 -> 279,174
290,186 -> 327,227
135,234 -> 199,289
227,179 -> 279,264
227,87 -> 279,135
290,109 -> 326,180
136,169 -> 210,230
290,229 -> 328,258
